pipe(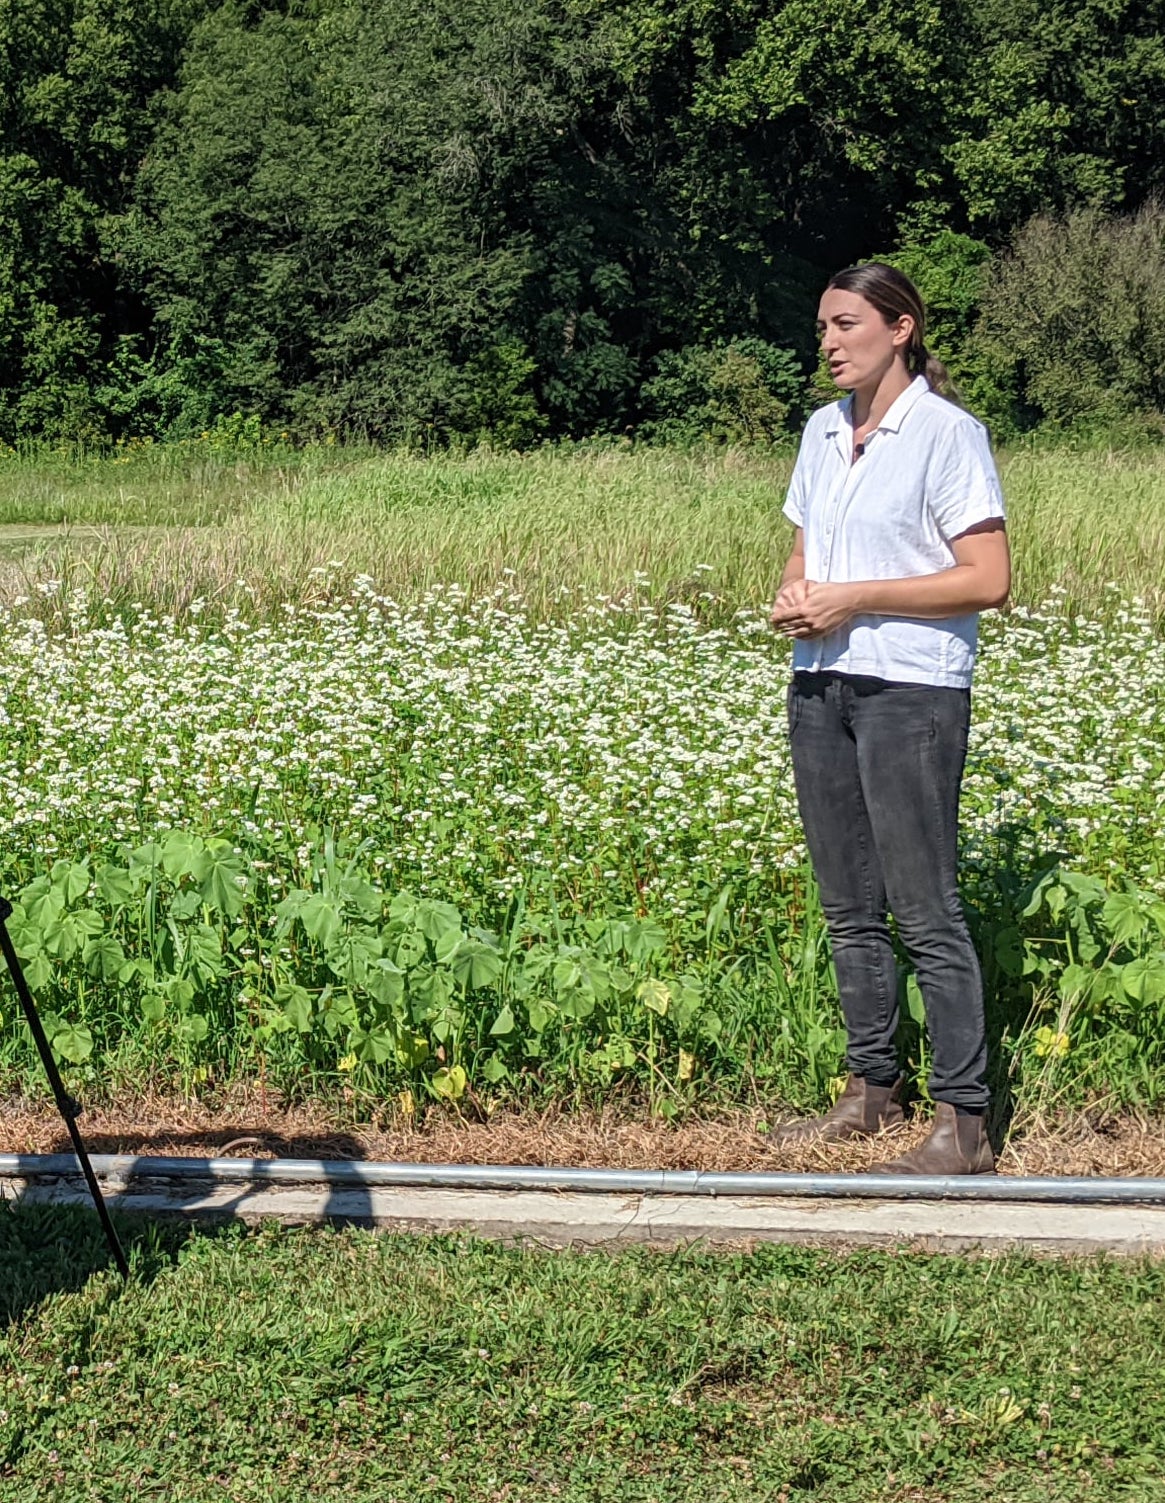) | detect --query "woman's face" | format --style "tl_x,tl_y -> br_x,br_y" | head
816,288 -> 912,393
